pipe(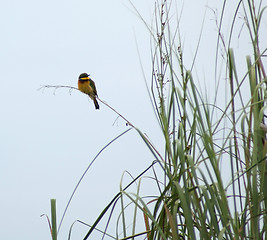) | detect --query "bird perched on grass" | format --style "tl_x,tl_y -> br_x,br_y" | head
78,73 -> 99,110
